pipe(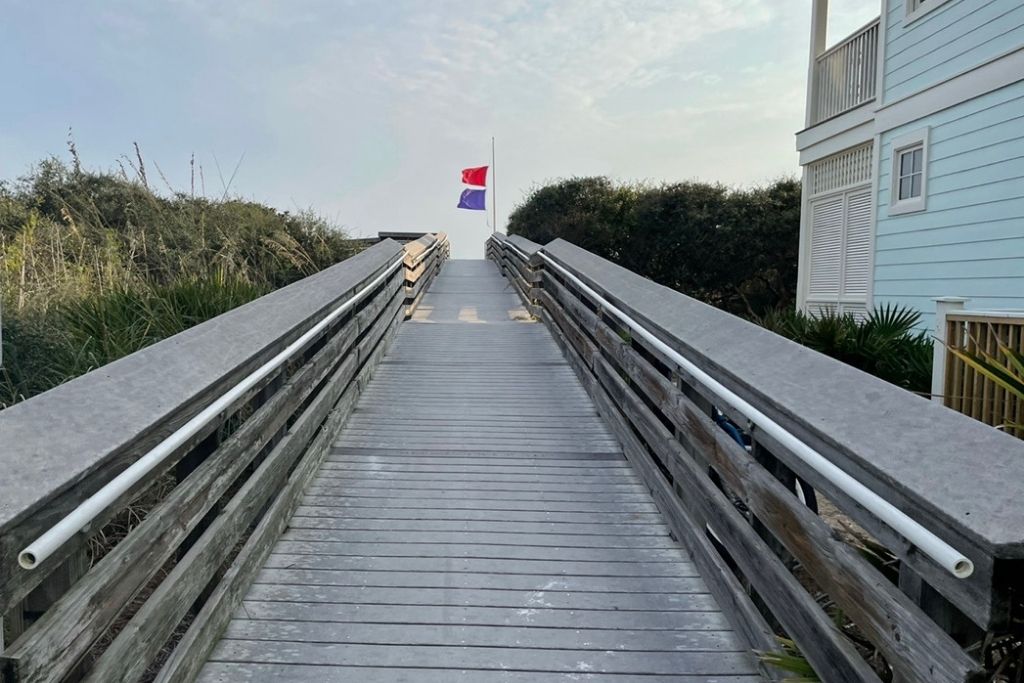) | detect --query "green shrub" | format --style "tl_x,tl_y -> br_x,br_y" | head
508,176 -> 800,316
1,274 -> 270,408
504,177 -> 638,261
